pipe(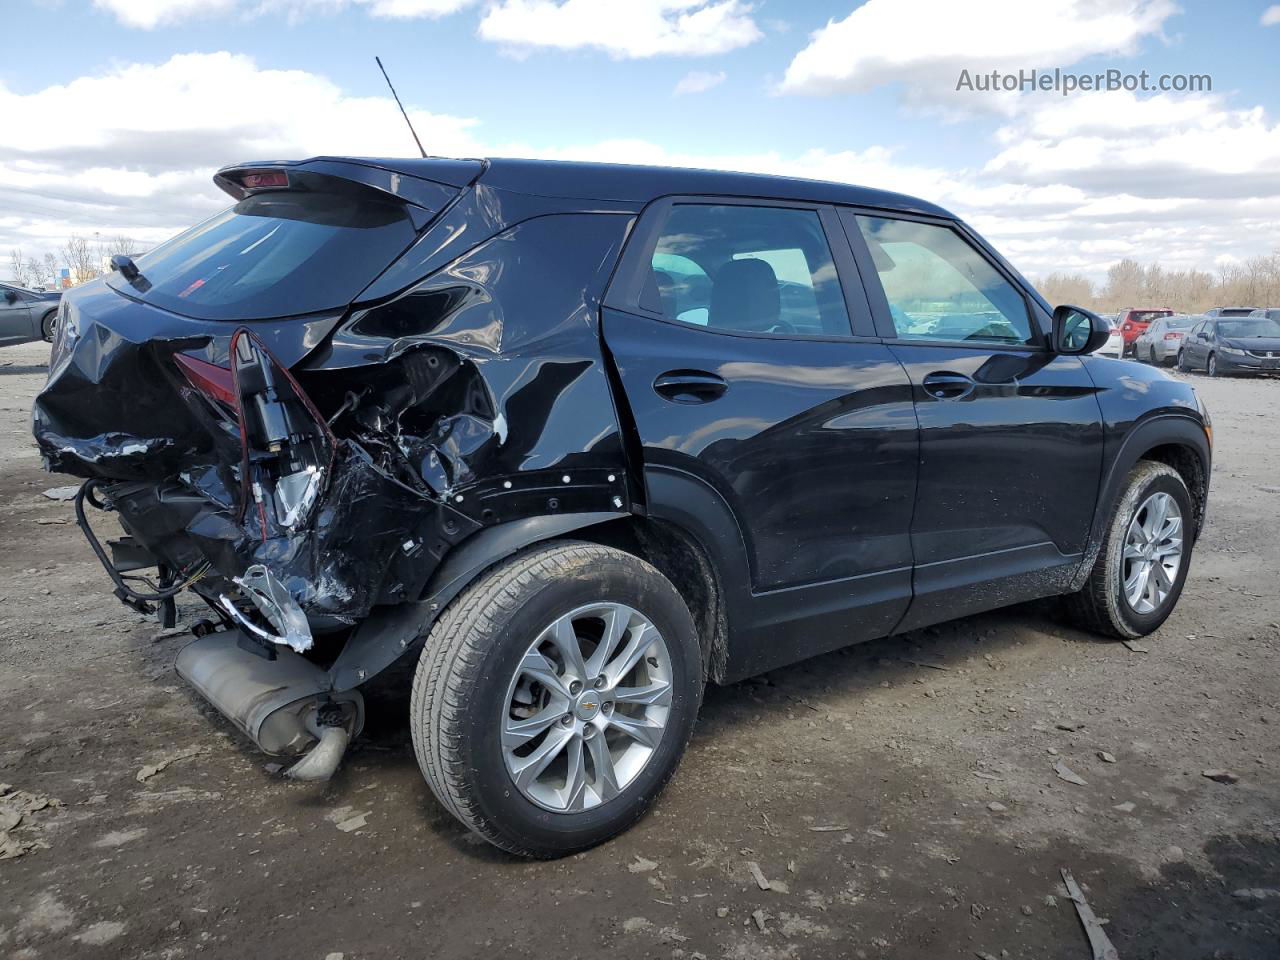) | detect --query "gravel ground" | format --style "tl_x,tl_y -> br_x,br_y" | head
0,339 -> 1277,960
